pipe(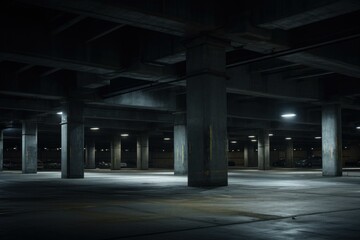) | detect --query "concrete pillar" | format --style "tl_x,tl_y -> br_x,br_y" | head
86,140 -> 96,169
137,134 -> 149,170
174,113 -> 187,175
61,101 -> 84,178
322,104 -> 342,176
258,129 -> 270,170
186,36 -> 228,187
22,121 -> 38,174
0,130 -> 3,171
286,140 -> 294,168
111,135 -> 121,170
244,145 -> 249,167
